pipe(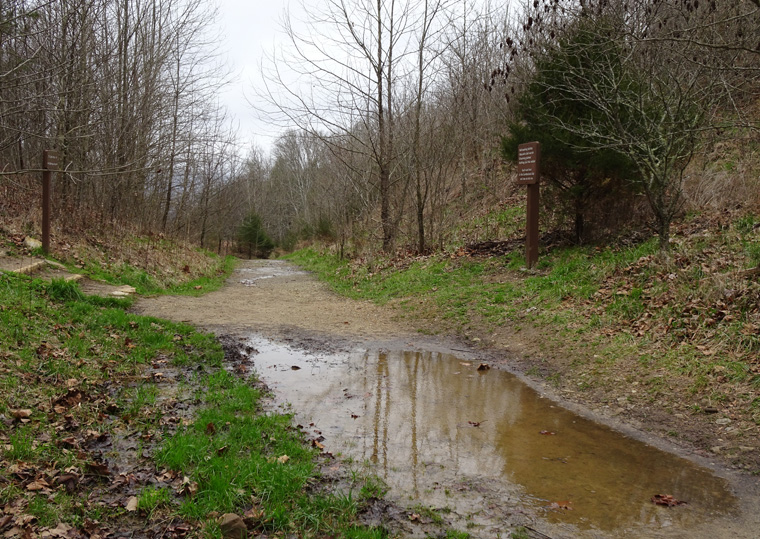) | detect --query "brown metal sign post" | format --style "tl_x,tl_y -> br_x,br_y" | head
41,150 -> 59,255
517,142 -> 541,268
